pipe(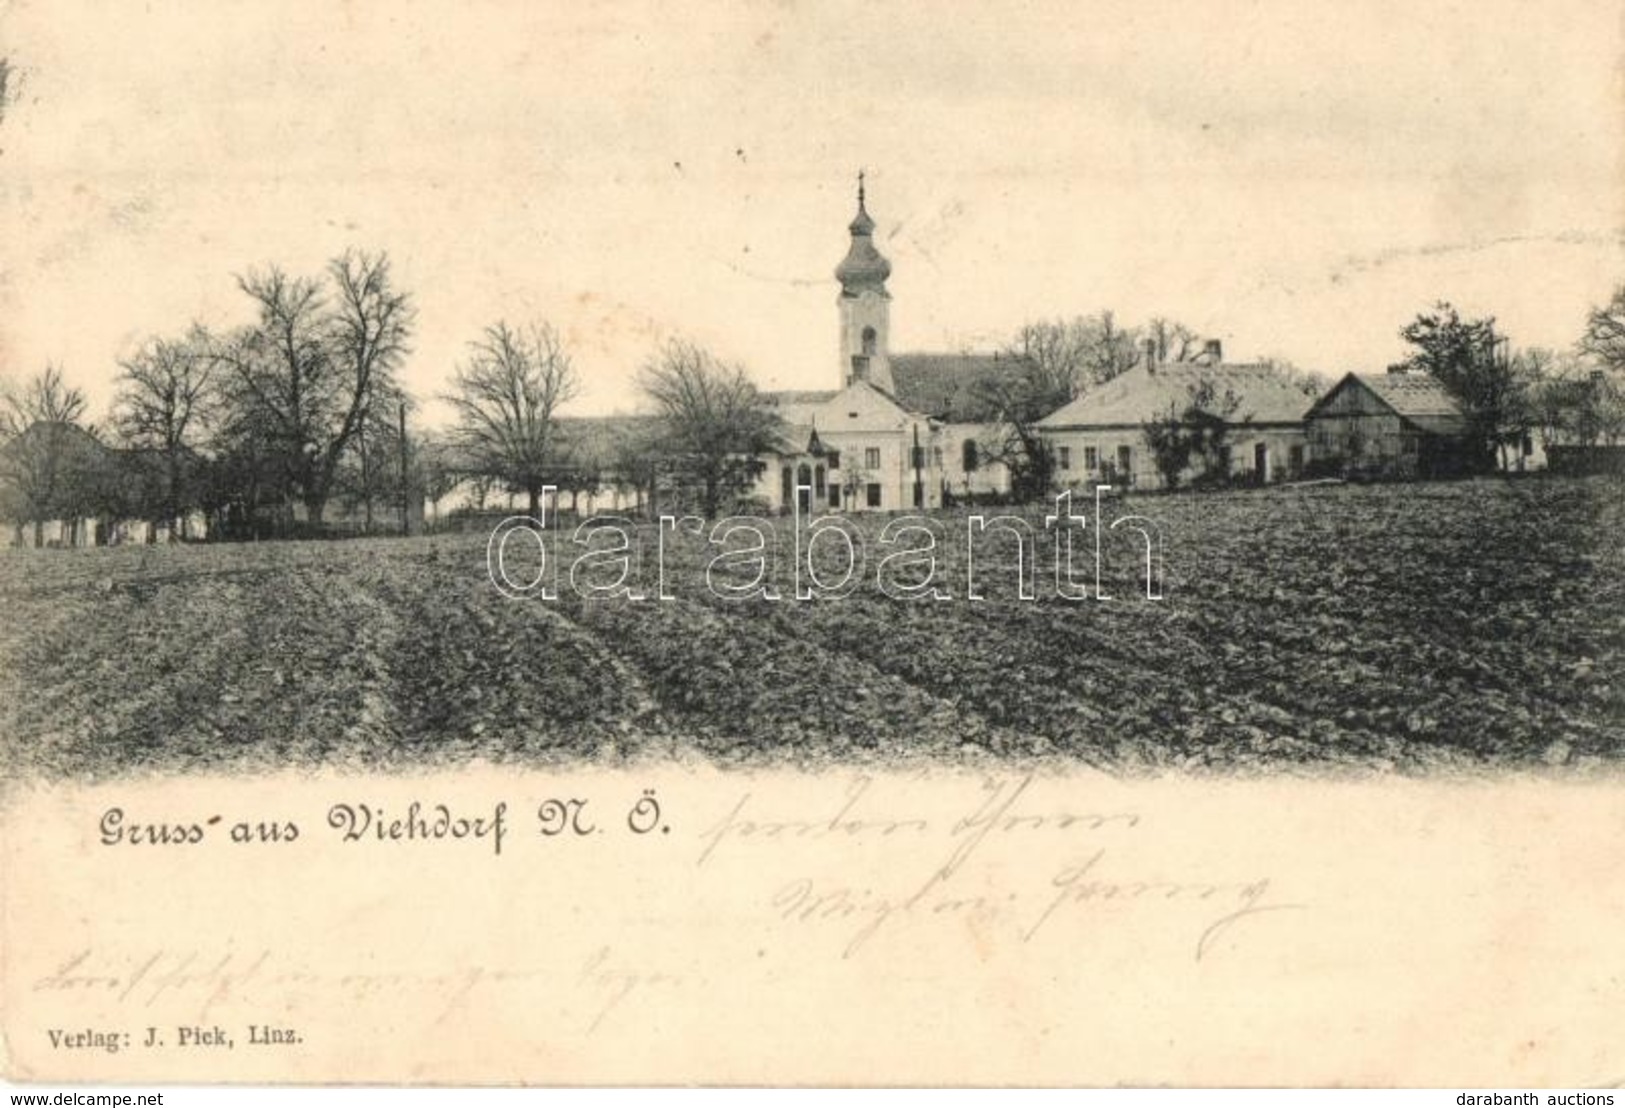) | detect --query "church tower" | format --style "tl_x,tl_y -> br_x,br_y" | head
835,173 -> 894,394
